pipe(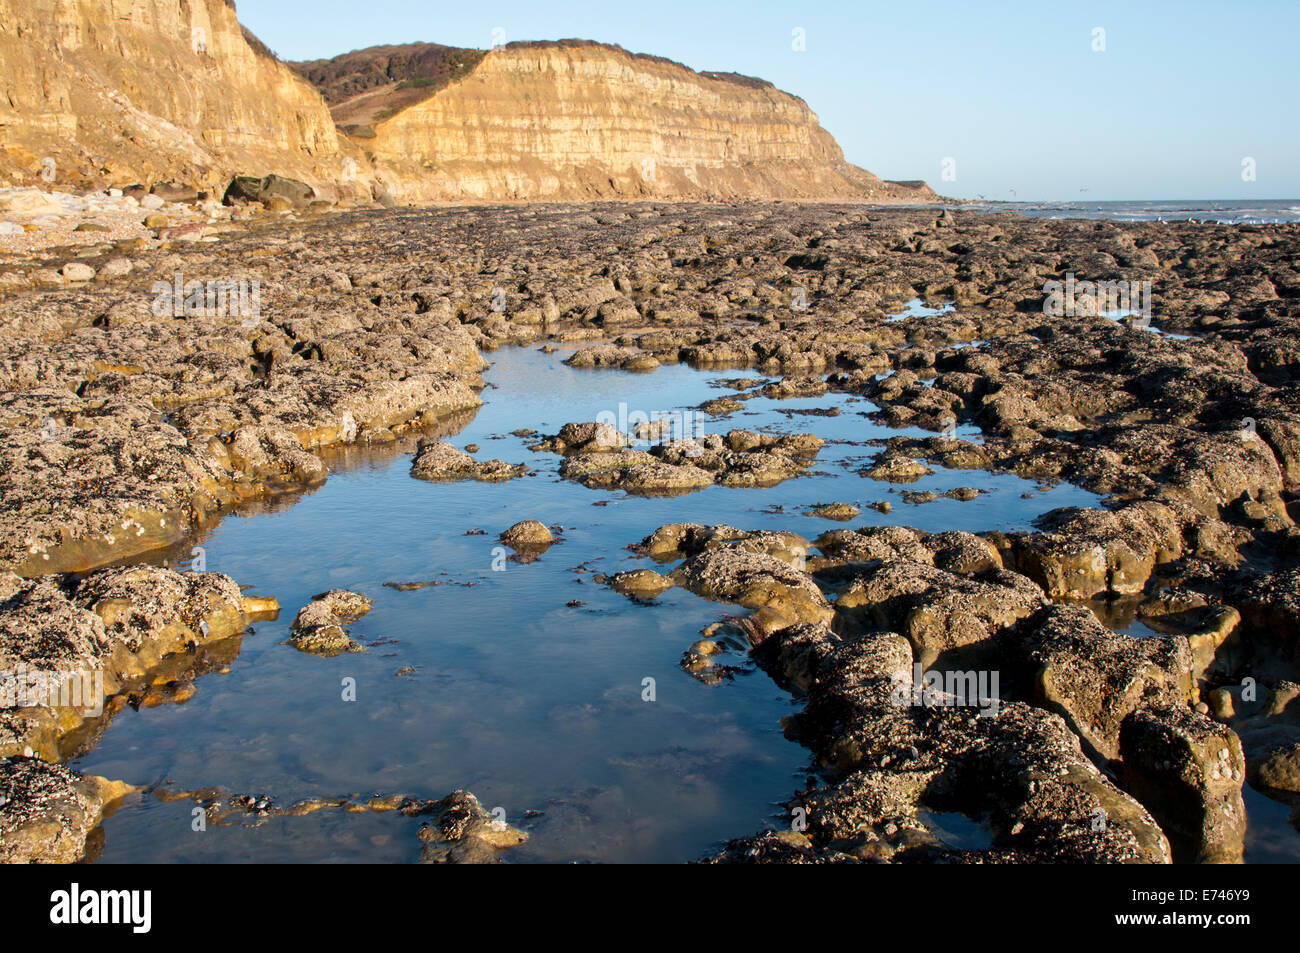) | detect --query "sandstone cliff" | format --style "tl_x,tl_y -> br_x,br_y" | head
0,0 -> 346,196
301,40 -> 933,204
0,3 -> 932,205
